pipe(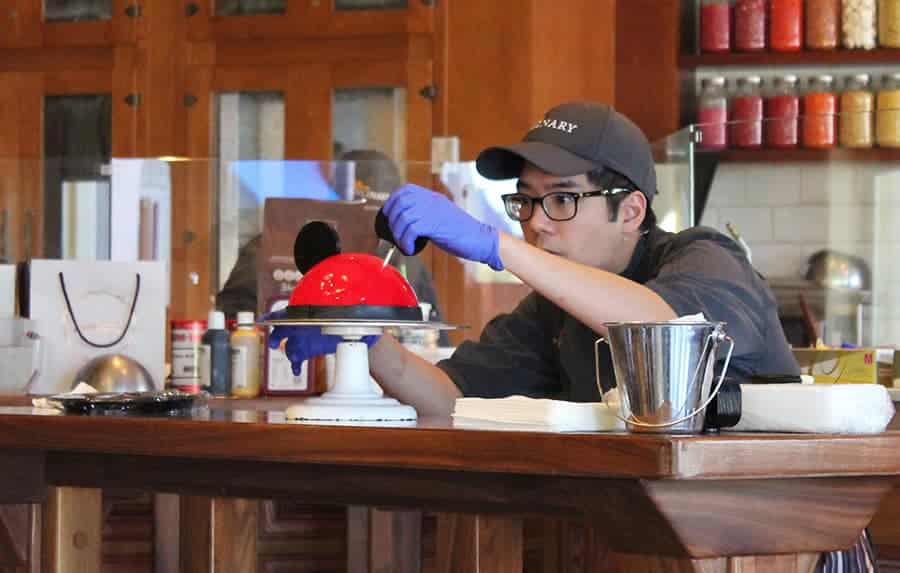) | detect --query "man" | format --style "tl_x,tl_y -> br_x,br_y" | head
272,101 -> 798,416
271,102 -> 874,571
